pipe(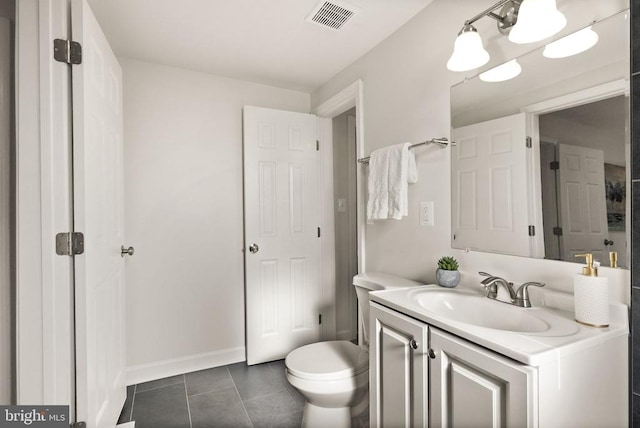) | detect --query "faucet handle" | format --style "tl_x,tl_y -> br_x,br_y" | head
515,282 -> 545,307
